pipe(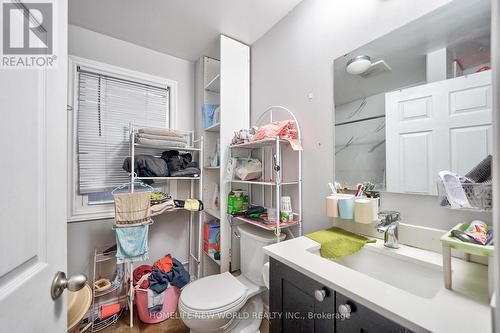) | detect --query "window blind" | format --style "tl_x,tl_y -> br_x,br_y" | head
77,68 -> 169,194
